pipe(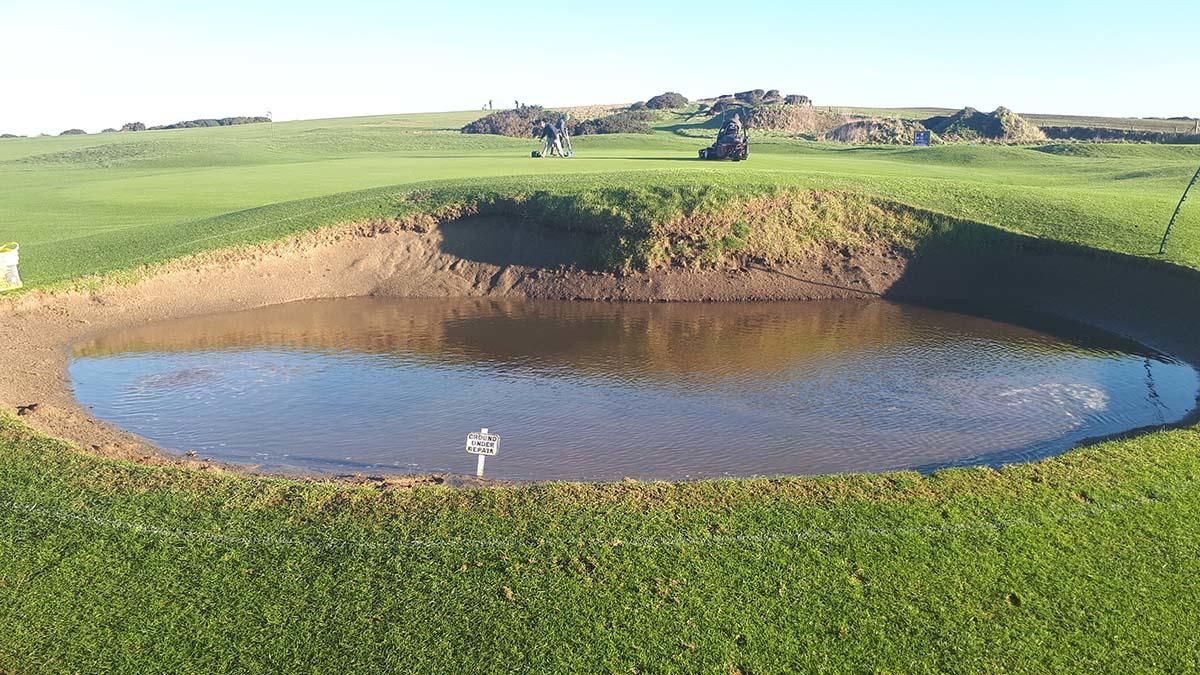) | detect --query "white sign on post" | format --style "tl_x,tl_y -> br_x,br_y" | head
466,428 -> 500,477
